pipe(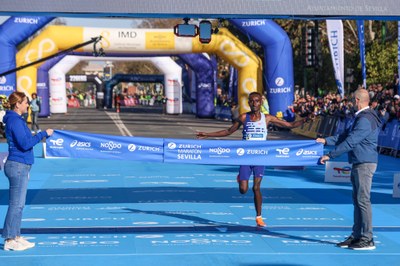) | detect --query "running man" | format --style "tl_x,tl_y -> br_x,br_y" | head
196,92 -> 309,227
